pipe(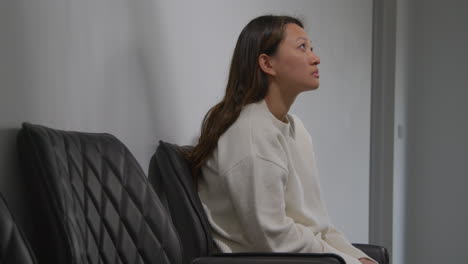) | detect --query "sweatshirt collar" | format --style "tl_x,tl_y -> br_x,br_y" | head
258,99 -> 295,138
